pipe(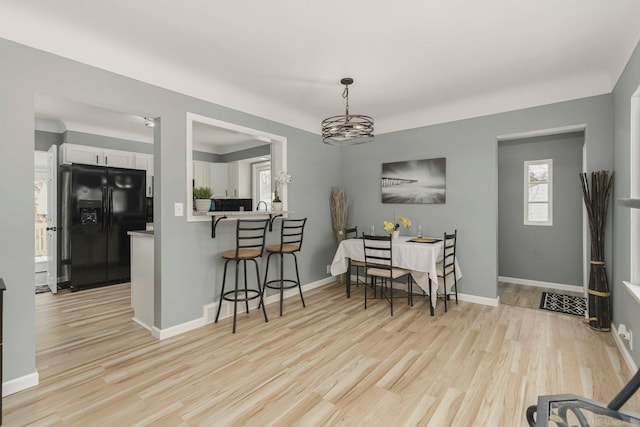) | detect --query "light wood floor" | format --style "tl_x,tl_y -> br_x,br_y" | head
498,281 -> 584,310
5,282 -> 639,426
